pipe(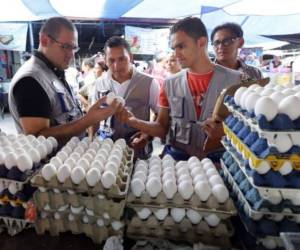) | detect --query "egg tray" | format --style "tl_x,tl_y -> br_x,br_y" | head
35,212 -> 123,245
0,216 -> 33,236
34,189 -> 126,220
222,144 -> 300,207
221,159 -> 300,221
224,123 -> 300,172
126,215 -> 233,248
31,148 -> 134,199
224,96 -> 300,132
0,162 -> 43,185
126,190 -> 236,216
